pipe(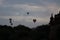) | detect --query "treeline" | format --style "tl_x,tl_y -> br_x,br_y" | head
0,24 -> 50,40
